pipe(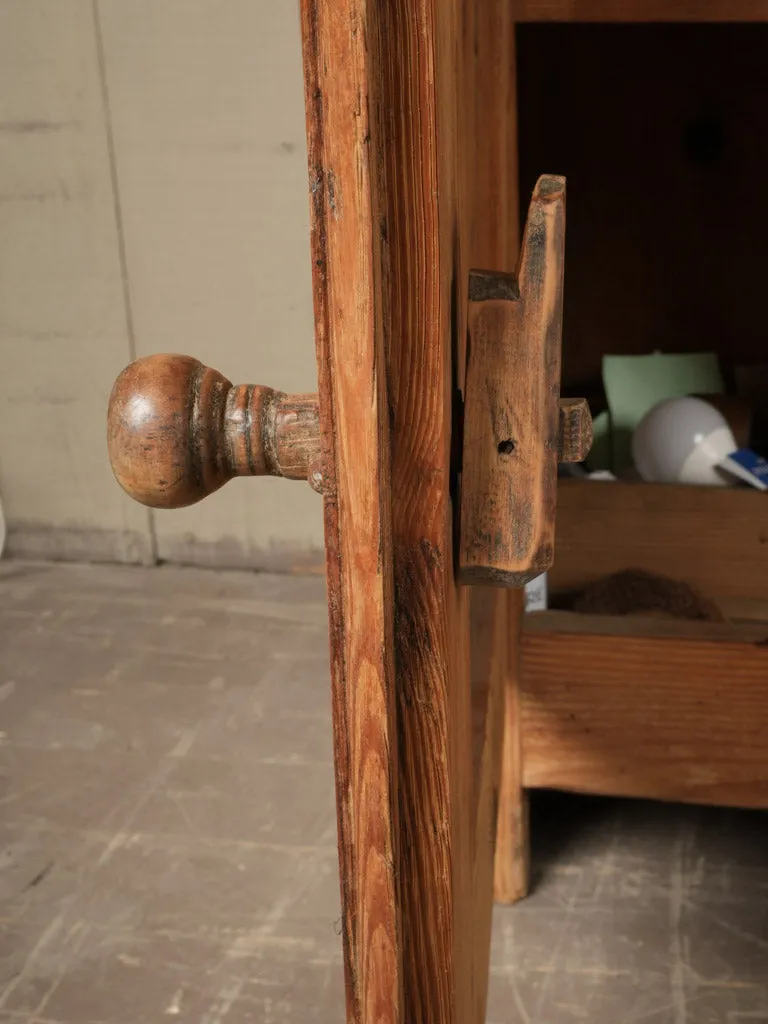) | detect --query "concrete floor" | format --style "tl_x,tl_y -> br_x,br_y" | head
0,561 -> 766,1023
